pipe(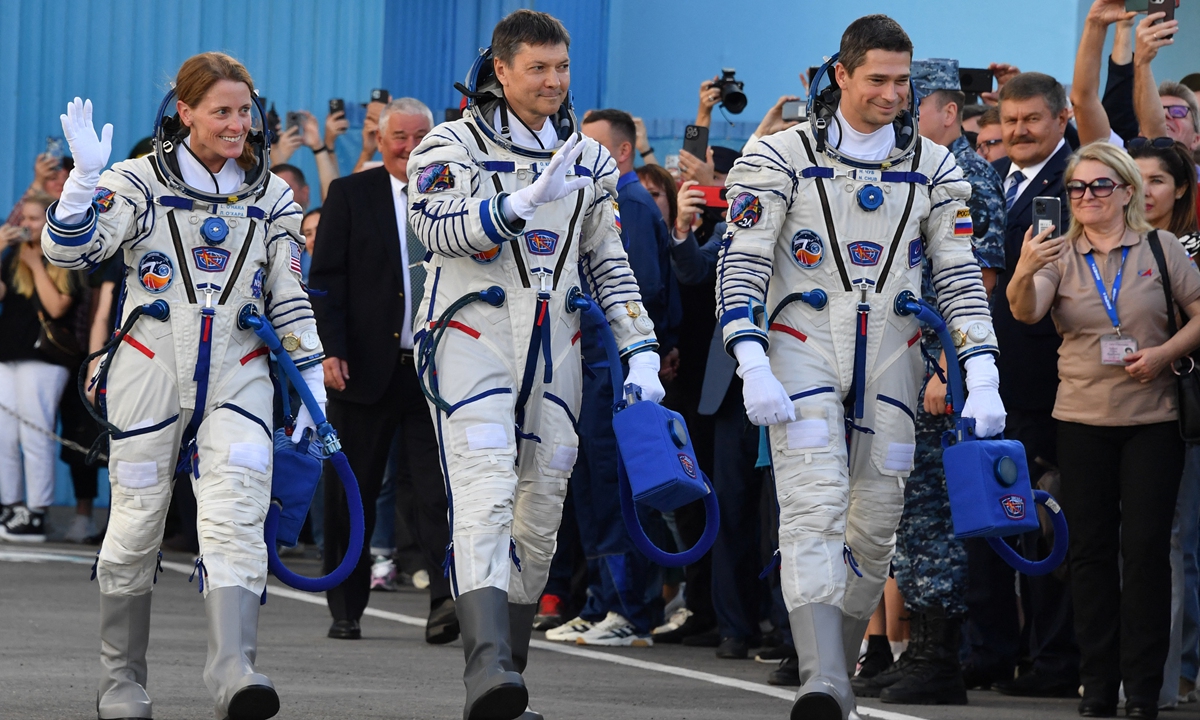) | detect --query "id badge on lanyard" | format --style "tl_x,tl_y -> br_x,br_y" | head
1086,248 -> 1138,366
